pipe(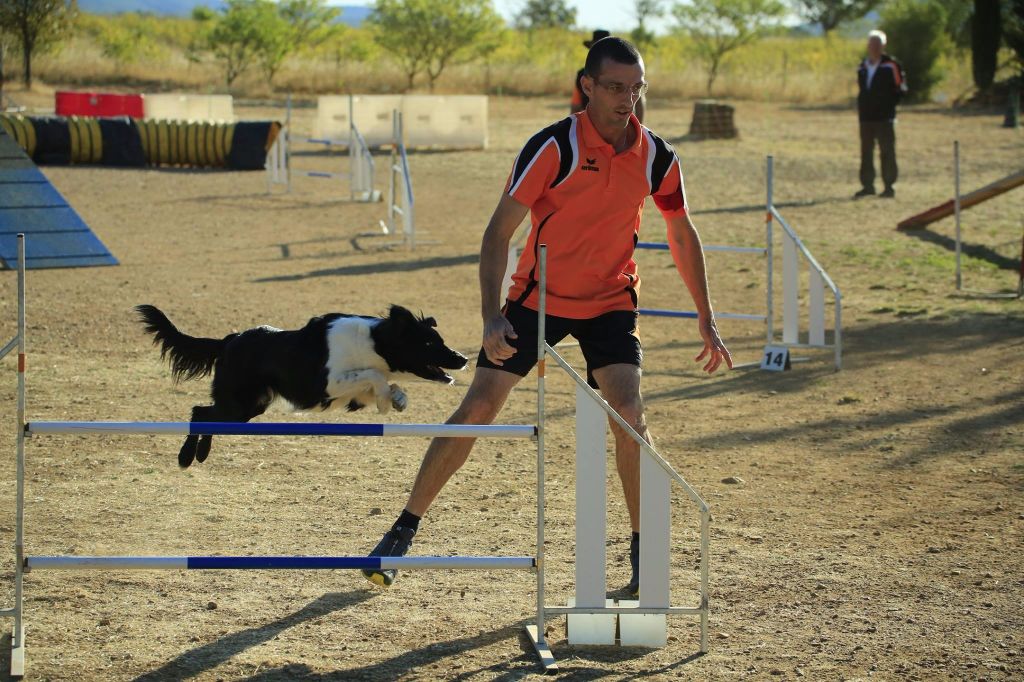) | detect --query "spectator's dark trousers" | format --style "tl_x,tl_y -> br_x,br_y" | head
857,54 -> 906,192
859,120 -> 897,191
